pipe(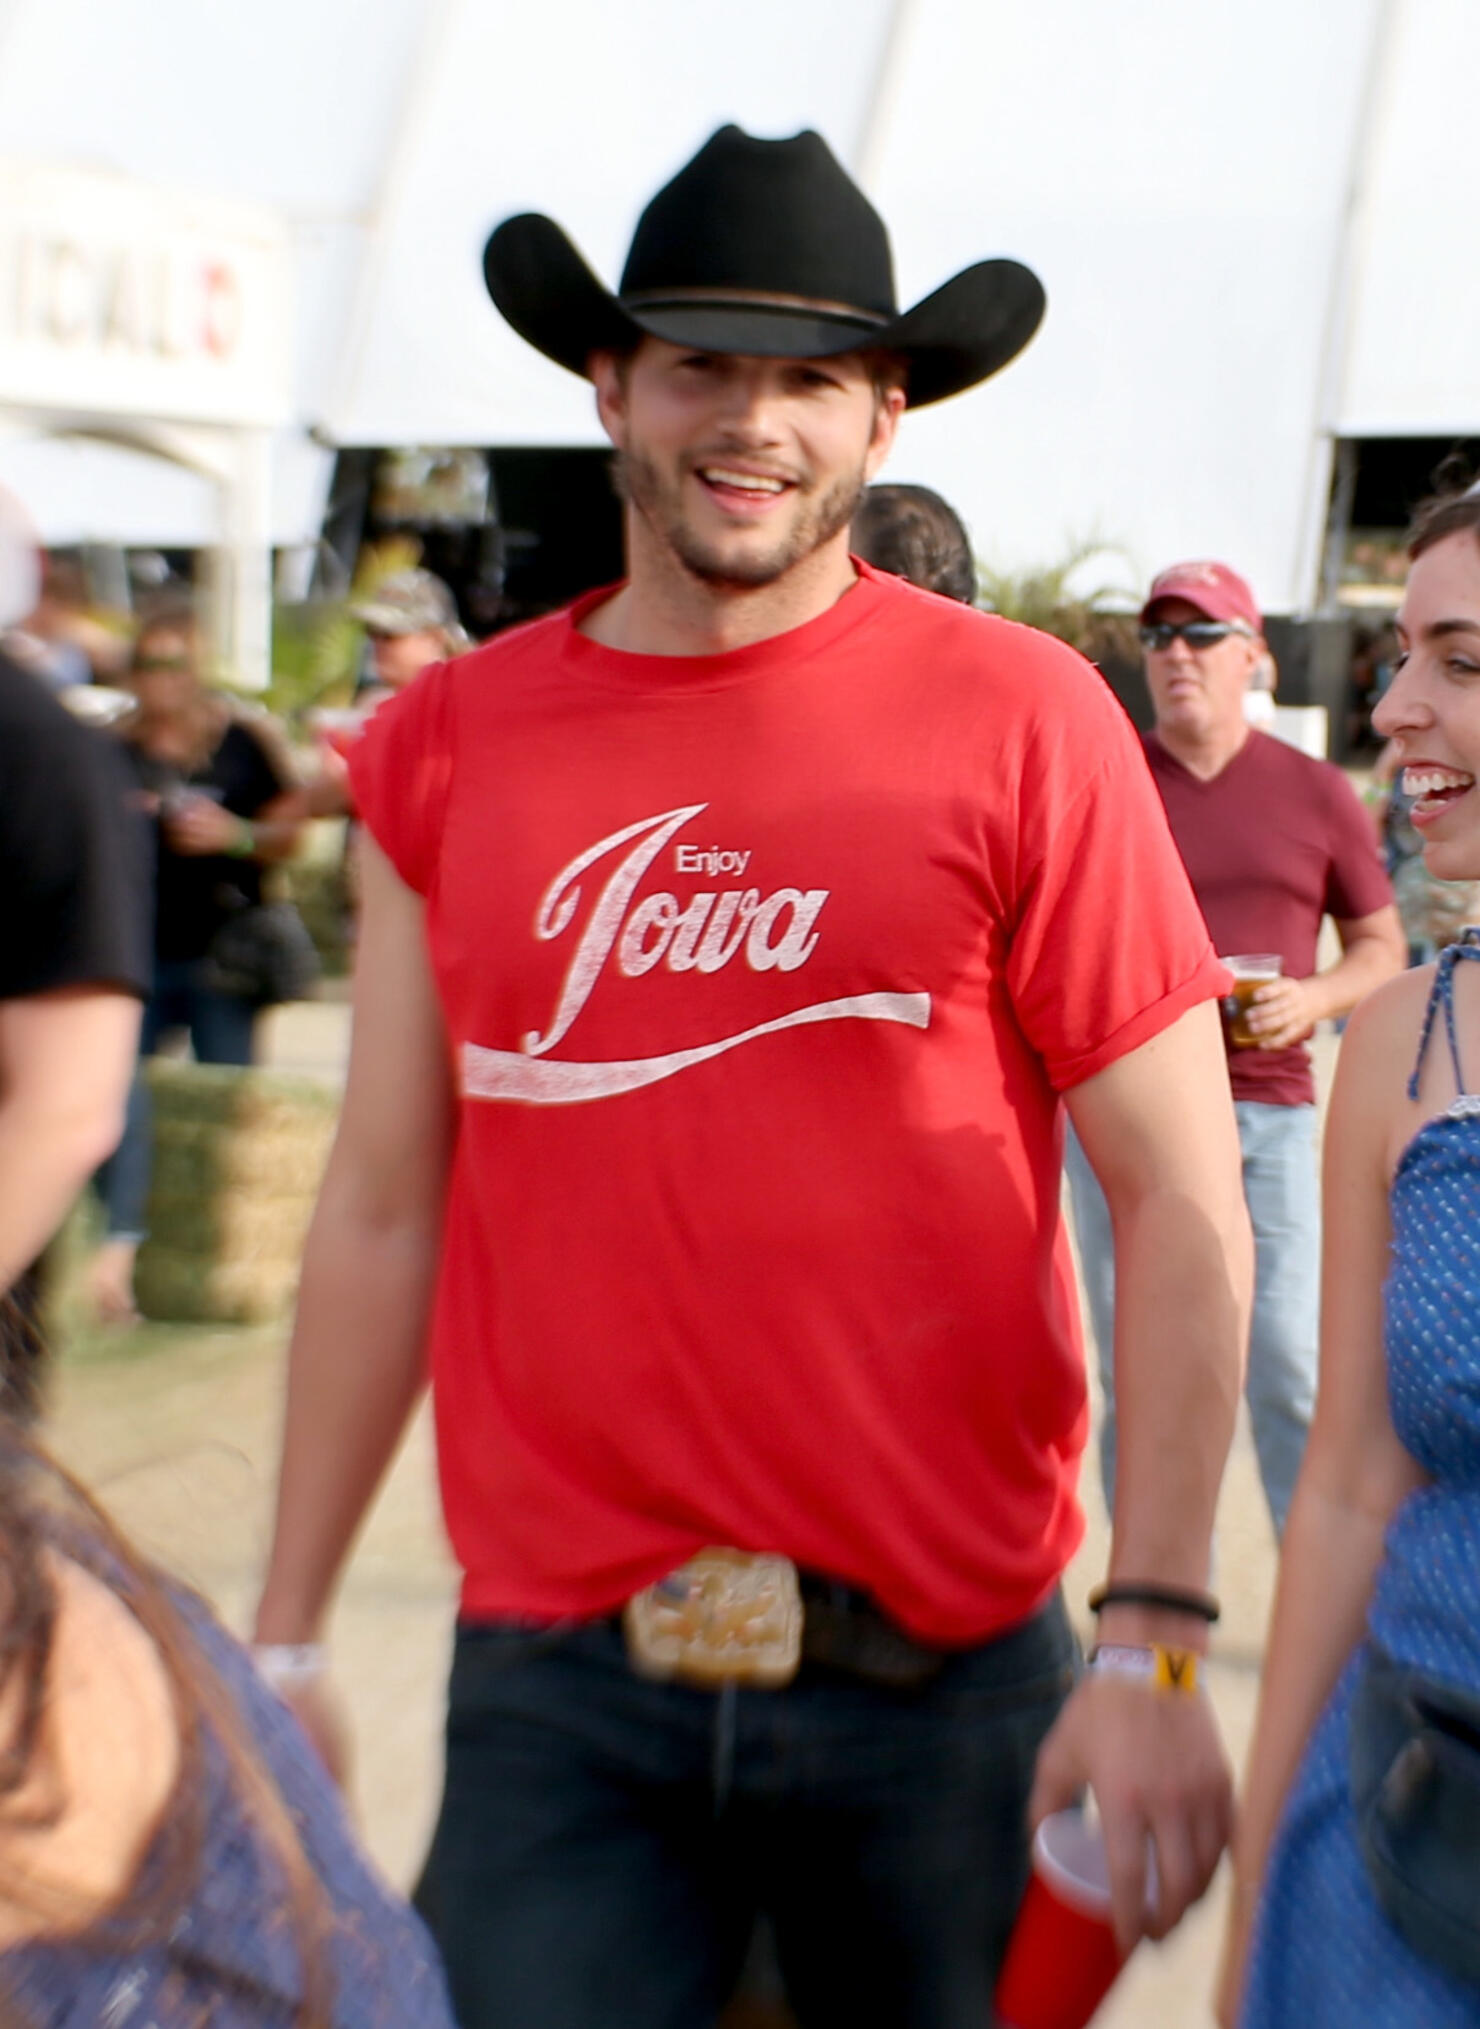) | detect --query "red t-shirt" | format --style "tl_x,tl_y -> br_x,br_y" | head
1144,731 -> 1394,1106
351,566 -> 1225,1643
